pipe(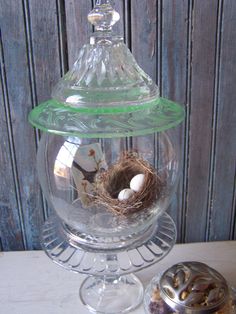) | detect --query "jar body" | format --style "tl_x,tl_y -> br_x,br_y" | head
37,131 -> 180,248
